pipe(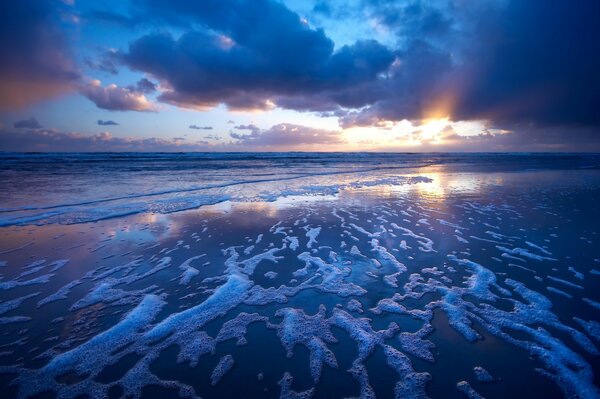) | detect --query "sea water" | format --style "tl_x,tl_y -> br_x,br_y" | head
0,153 -> 599,398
